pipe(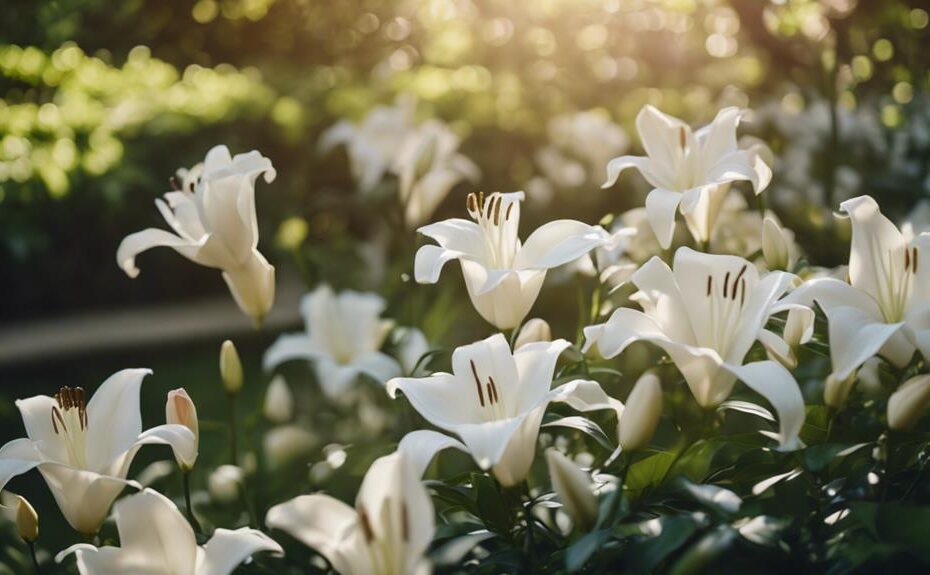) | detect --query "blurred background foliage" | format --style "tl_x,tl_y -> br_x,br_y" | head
2,0 -> 930,320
